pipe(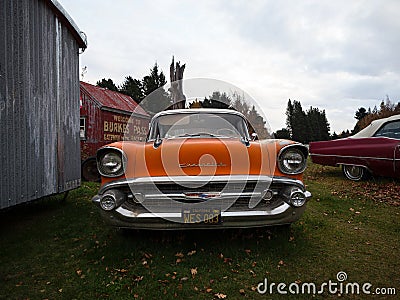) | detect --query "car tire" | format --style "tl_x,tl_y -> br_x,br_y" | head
342,165 -> 368,181
81,157 -> 101,182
